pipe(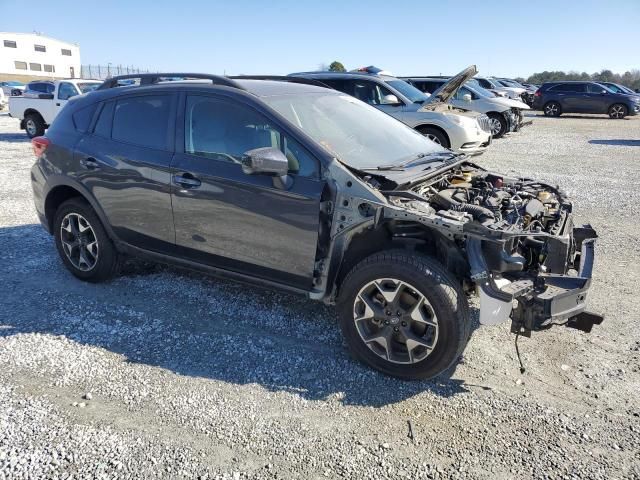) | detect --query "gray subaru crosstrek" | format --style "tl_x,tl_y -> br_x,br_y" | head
30,73 -> 603,379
